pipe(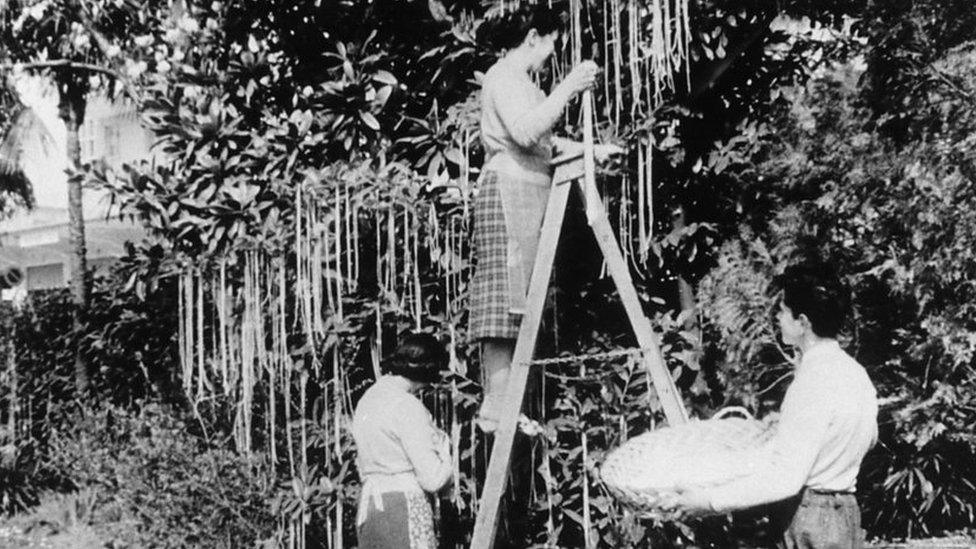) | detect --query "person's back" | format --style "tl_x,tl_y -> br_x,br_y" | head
797,343 -> 877,494
351,335 -> 452,549
353,376 -> 426,480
